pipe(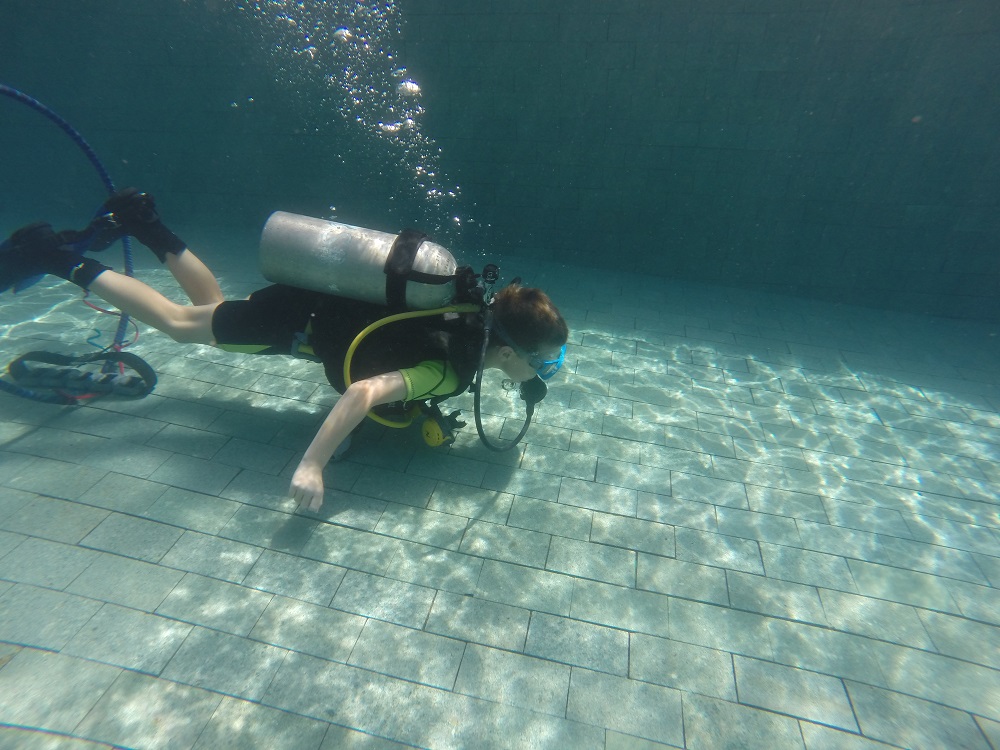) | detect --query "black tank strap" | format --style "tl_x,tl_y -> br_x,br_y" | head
384,229 -> 455,310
